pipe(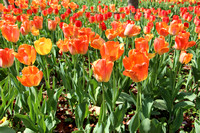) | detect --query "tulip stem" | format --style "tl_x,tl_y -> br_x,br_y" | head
82,55 -> 85,89
136,82 -> 142,120
101,82 -> 106,122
